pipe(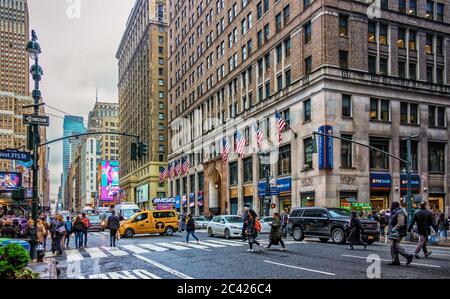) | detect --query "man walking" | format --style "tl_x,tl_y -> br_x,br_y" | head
280,208 -> 289,238
185,214 -> 200,244
81,213 -> 91,247
408,201 -> 436,259
107,211 -> 120,247
388,202 -> 413,266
